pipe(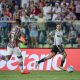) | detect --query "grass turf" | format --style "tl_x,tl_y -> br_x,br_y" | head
0,70 -> 80,80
